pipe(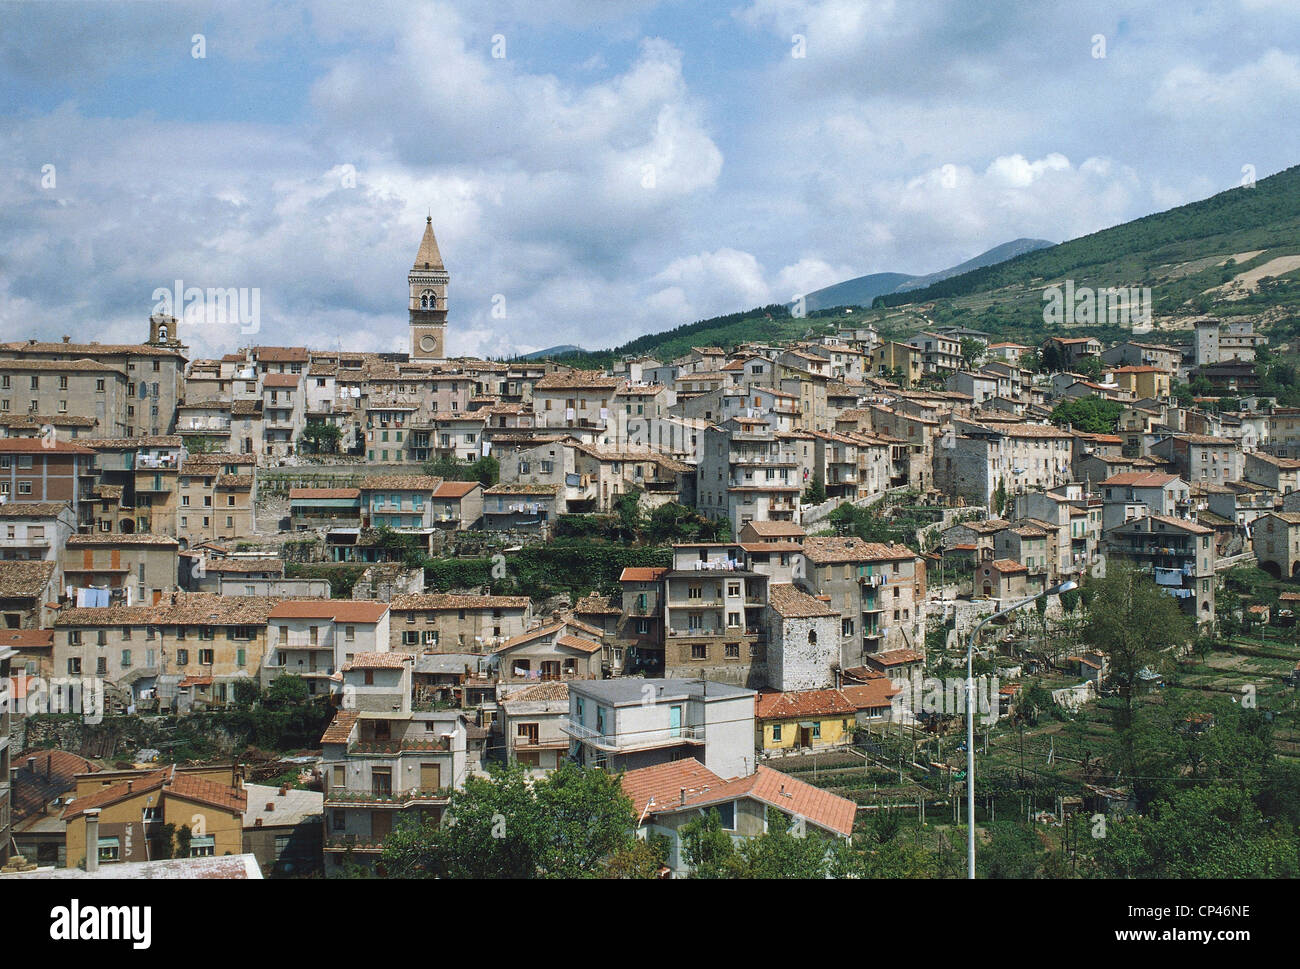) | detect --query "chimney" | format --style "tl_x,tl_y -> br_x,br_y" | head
278,786 -> 288,797
126,780 -> 133,793
679,787 -> 686,807
254,817 -> 263,827
266,802 -> 275,812
26,756 -> 35,772
85,809 -> 101,873
62,335 -> 70,344
47,753 -> 52,780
